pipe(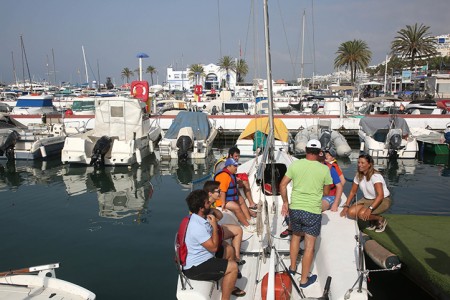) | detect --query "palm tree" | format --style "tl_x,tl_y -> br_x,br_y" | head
188,64 -> 205,85
217,55 -> 236,89
334,39 -> 372,85
121,68 -> 134,83
146,65 -> 157,85
236,59 -> 249,83
391,23 -> 437,70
